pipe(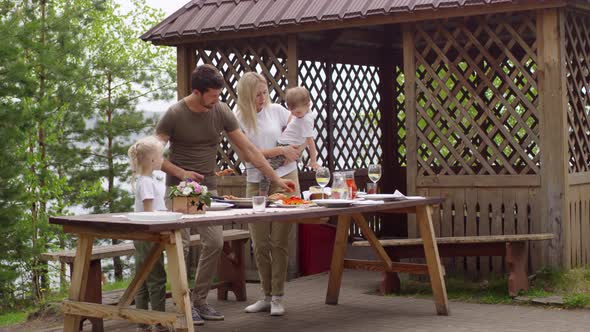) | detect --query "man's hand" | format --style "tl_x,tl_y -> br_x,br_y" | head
276,179 -> 296,193
181,170 -> 204,182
